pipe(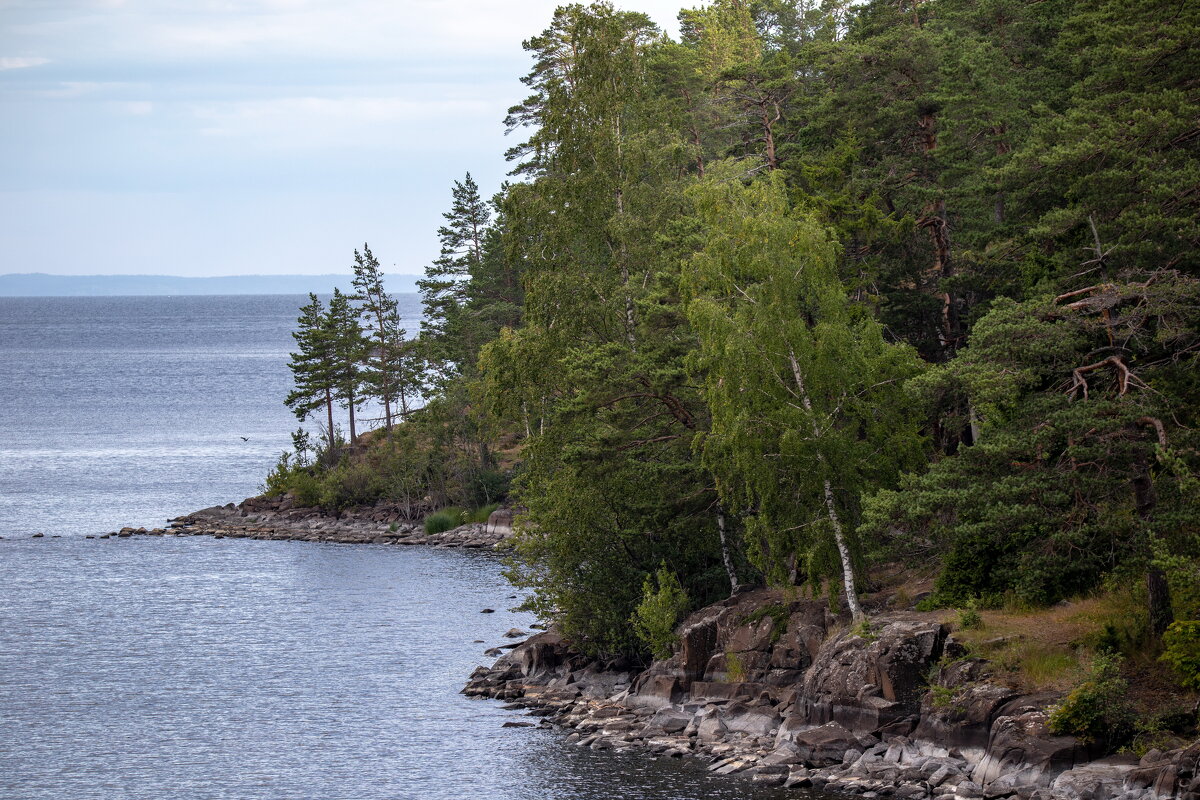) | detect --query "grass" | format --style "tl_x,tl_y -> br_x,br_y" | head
424,503 -> 502,534
424,507 -> 465,534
